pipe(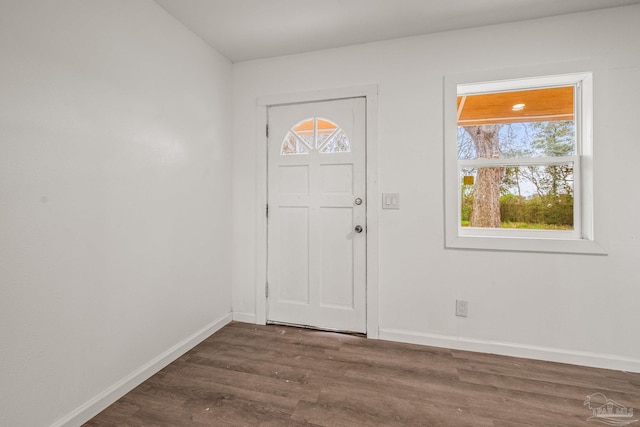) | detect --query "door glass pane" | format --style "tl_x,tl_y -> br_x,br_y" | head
281,131 -> 310,155
319,128 -> 350,153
